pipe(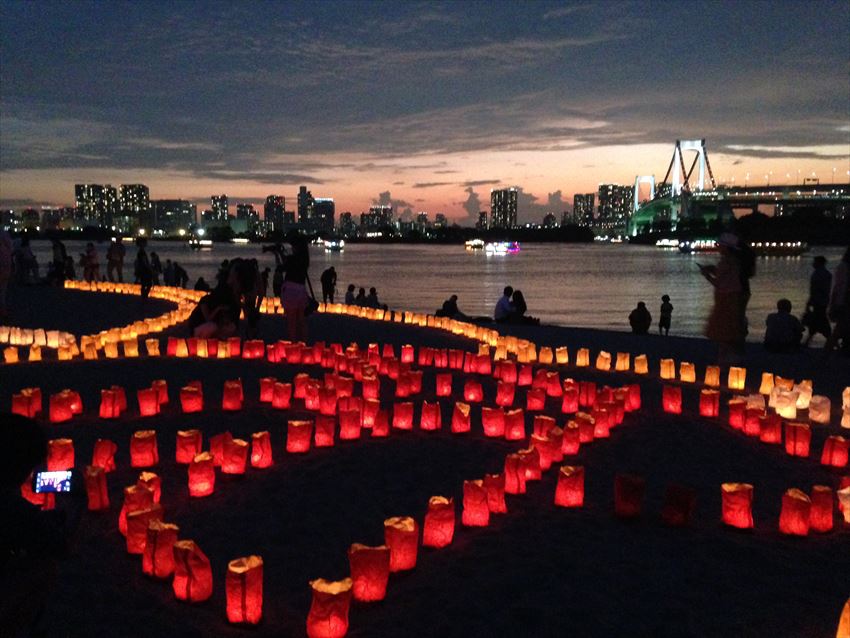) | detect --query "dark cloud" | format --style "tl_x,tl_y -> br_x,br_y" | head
515,188 -> 569,224
434,169 -> 460,174
461,179 -> 500,187
460,187 -> 482,223
412,181 -> 454,188
393,181 -> 405,185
